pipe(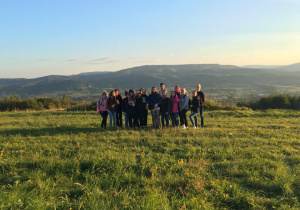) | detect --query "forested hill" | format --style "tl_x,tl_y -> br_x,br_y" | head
1,64 -> 300,102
